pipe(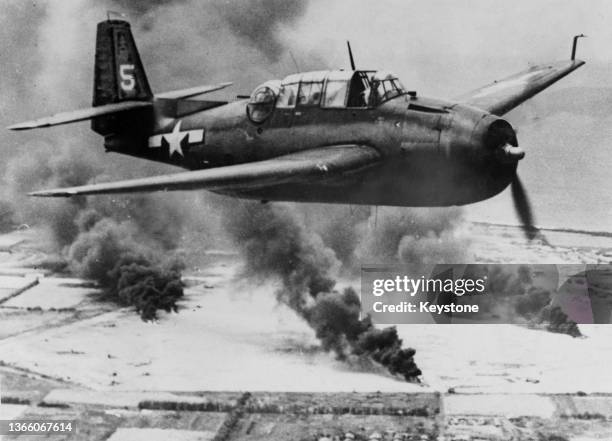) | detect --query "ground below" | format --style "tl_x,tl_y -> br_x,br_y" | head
0,223 -> 610,440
